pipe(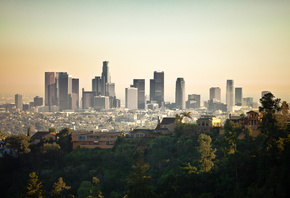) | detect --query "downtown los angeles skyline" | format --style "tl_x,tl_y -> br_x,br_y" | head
1,0 -> 290,103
